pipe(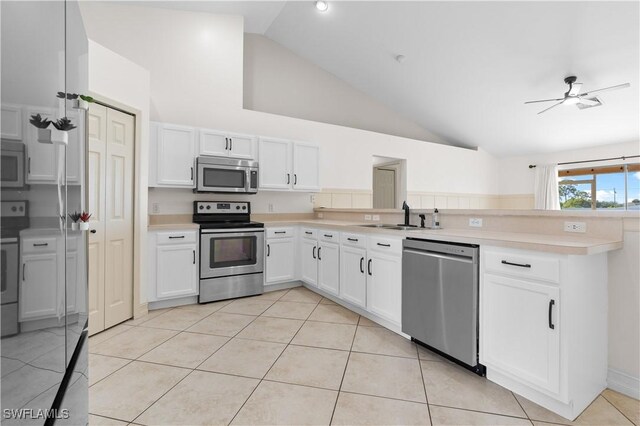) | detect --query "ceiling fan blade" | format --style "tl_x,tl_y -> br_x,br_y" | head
568,83 -> 583,96
524,98 -> 564,104
538,101 -> 564,115
578,97 -> 599,106
579,83 -> 630,97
